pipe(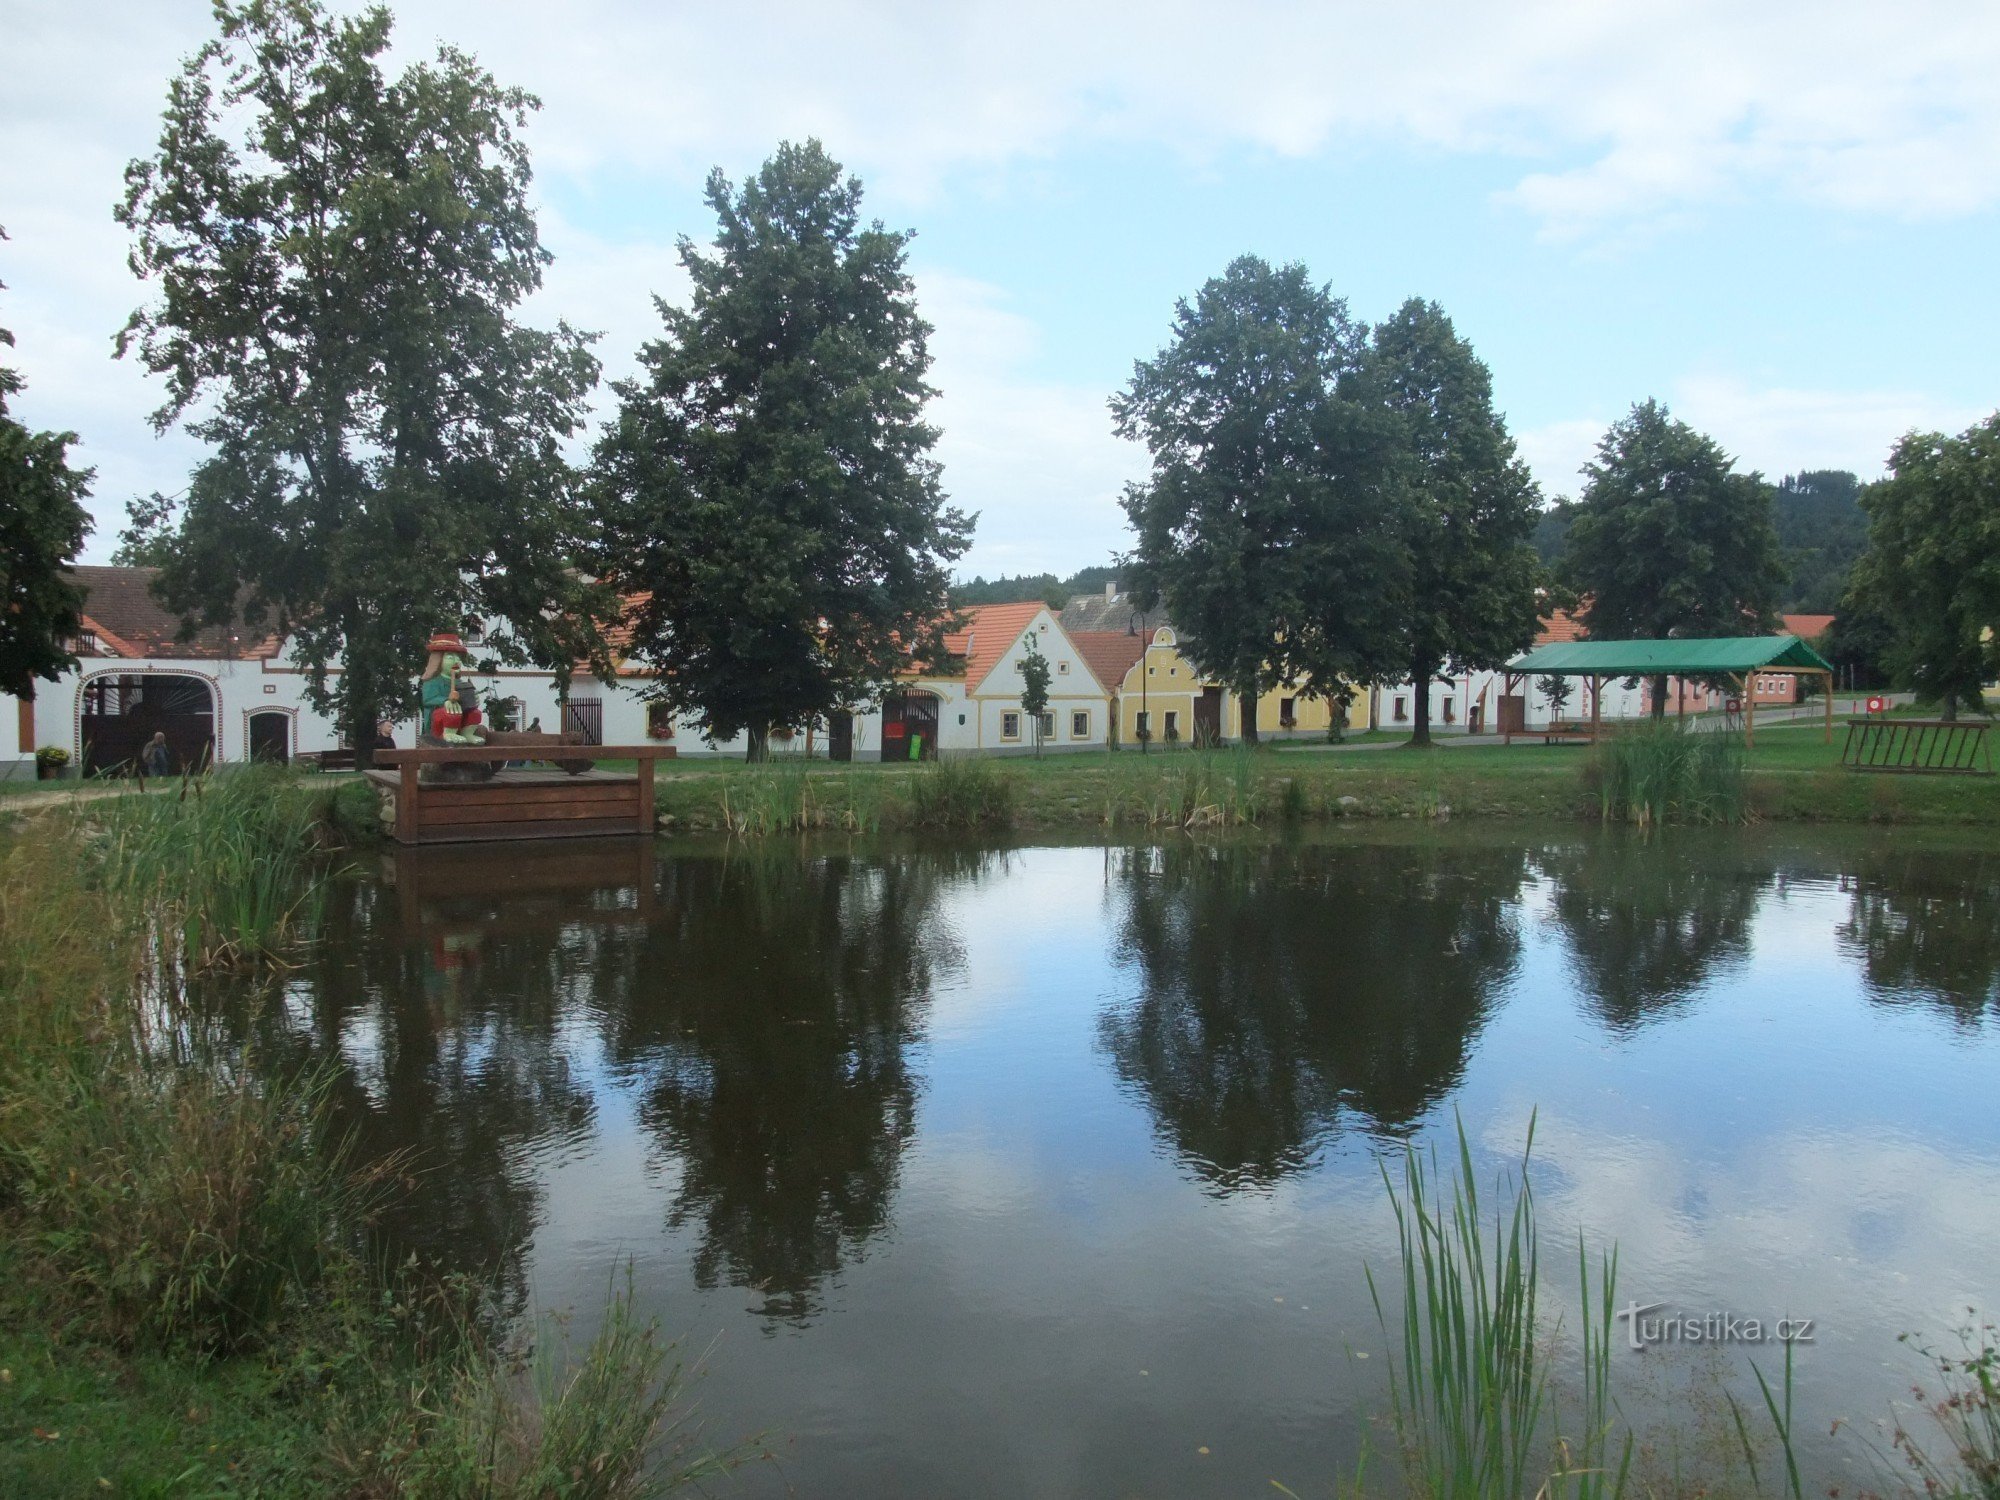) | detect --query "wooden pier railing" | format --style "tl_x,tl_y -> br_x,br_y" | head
366,744 -> 677,844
